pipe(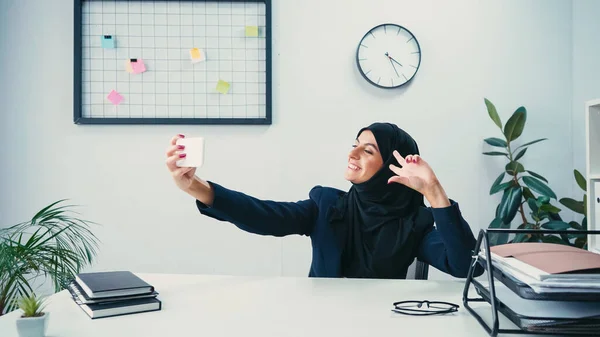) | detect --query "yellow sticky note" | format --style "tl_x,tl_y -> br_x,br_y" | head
190,48 -> 205,63
245,26 -> 259,37
216,80 -> 230,94
125,59 -> 134,73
